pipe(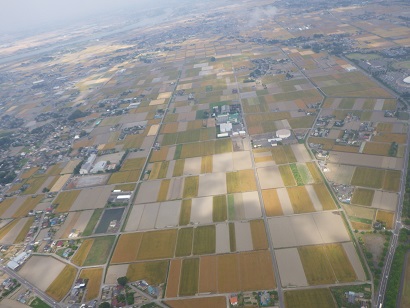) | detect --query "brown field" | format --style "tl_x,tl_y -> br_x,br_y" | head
226,169 -> 257,193
22,176 -> 48,195
137,229 -> 177,260
351,188 -> 374,206
383,170 -> 401,192
182,176 -> 199,199
127,260 -> 169,285
46,265 -> 77,301
198,255 -> 218,293
14,217 -> 35,243
376,210 -> 394,229
79,268 -> 103,301
165,297 -> 226,308
332,145 -> 359,153
150,146 -> 169,162
284,289 -> 336,308
13,194 -> 44,218
350,221 -> 372,230
0,198 -> 15,217
157,179 -> 171,202
250,220 -> 268,250
71,239 -> 94,266
262,189 -> 283,216
166,259 -> 182,298
363,142 -> 390,156
53,190 -> 81,213
351,167 -> 384,189
312,184 -> 337,210
201,156 -> 213,173
218,254 -> 240,293
287,187 -> 315,214
373,133 -> 407,144
173,159 -> 185,177
111,233 -> 143,263
239,251 -> 276,290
